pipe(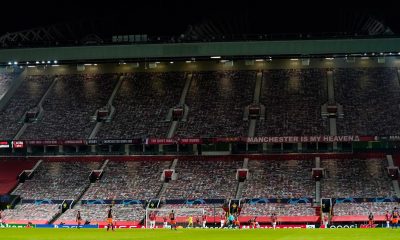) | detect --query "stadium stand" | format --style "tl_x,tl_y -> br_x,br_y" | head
56,204 -> 145,225
83,160 -> 170,200
21,74 -> 118,139
257,69 -> 328,136
163,159 -> 242,199
333,202 -> 398,216
0,75 -> 53,139
2,203 -> 60,224
335,68 -> 400,135
241,159 -> 315,199
175,71 -> 256,137
0,73 -> 14,97
240,203 -> 315,217
321,158 -> 395,198
96,72 -> 186,139
14,161 -> 101,200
